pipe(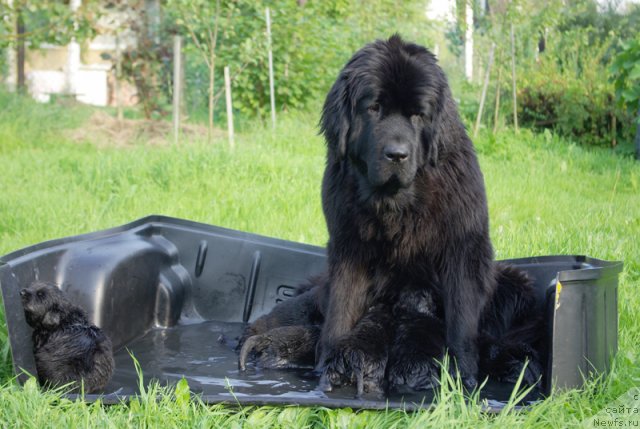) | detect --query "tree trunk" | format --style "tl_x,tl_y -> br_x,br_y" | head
16,7 -> 25,92
207,0 -> 221,143
145,0 -> 161,44
6,0 -> 16,91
